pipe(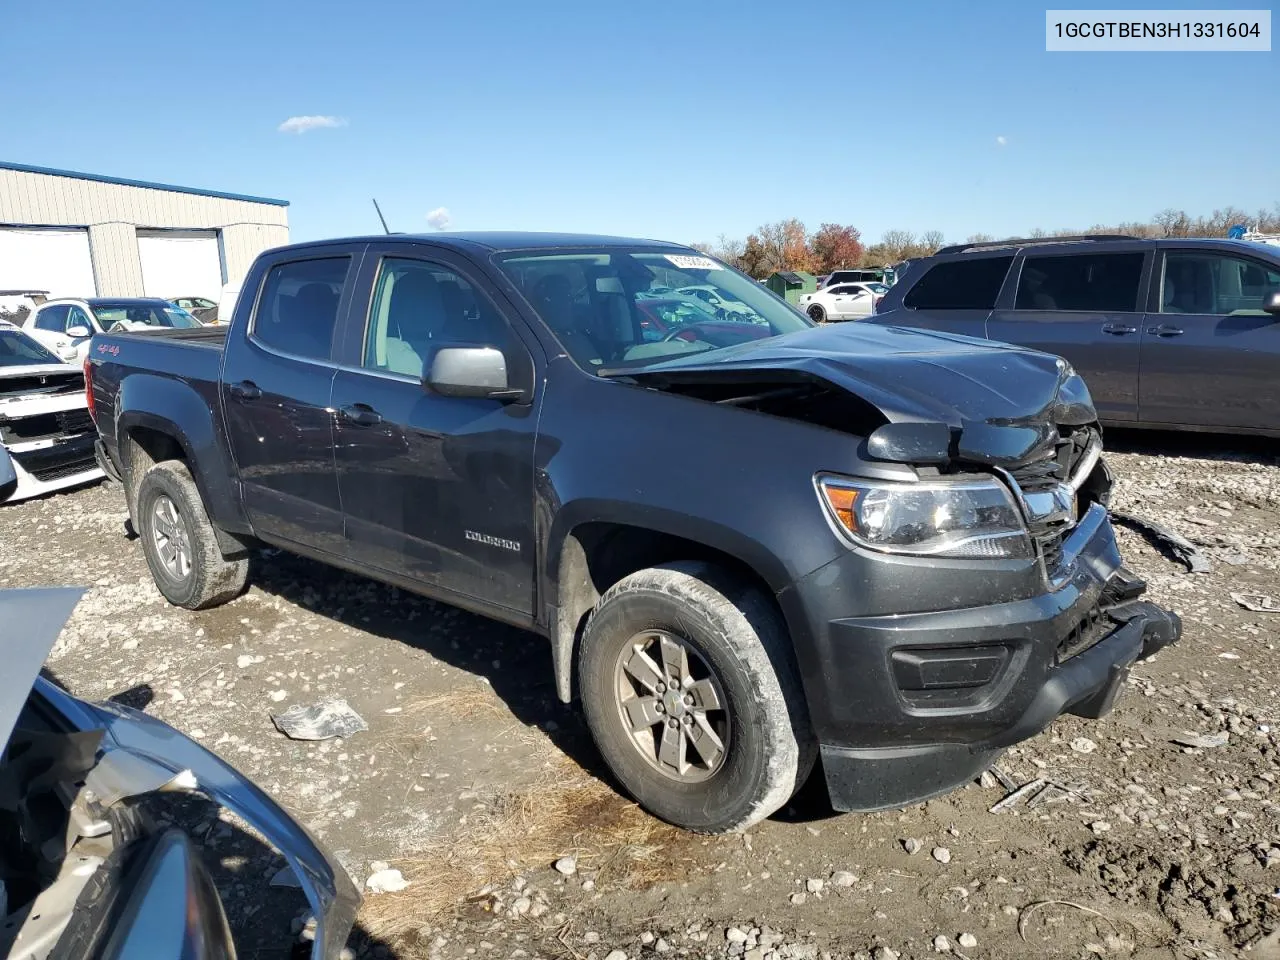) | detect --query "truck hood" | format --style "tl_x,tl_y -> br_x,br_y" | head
607,323 -> 1096,467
